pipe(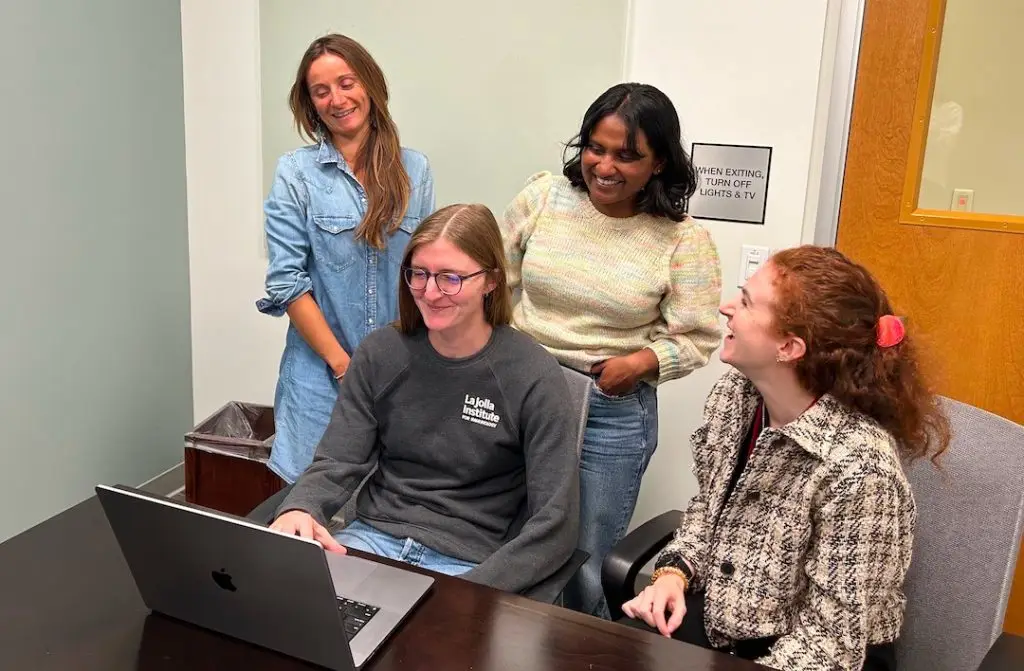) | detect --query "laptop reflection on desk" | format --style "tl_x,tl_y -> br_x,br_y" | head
96,484 -> 433,670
